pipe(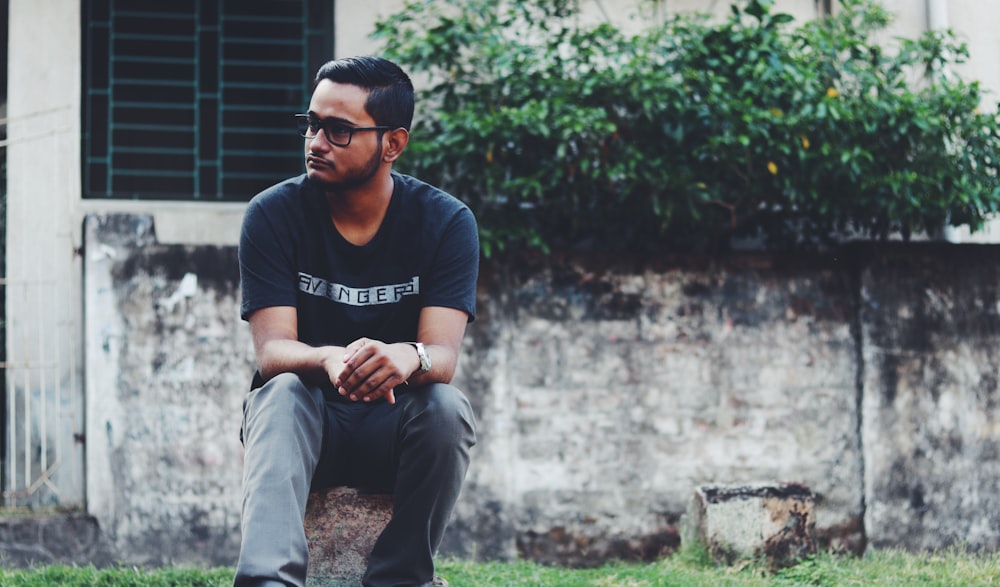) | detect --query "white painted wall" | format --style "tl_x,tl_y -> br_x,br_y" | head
949,2 -> 1000,109
336,0 -> 829,56
338,0 -> 998,108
